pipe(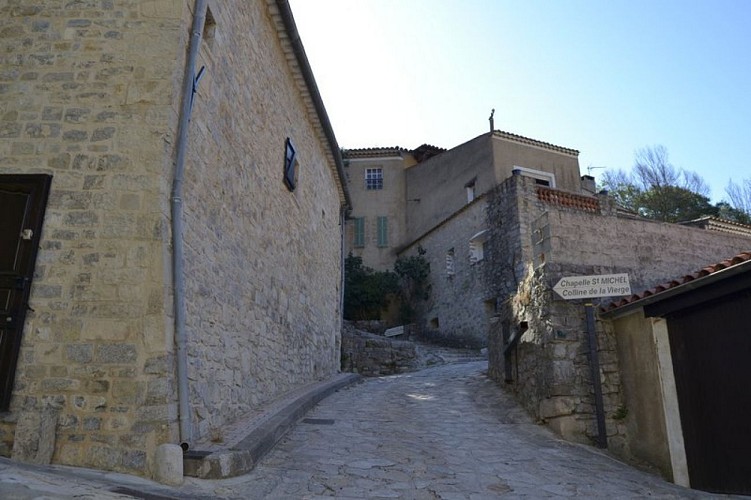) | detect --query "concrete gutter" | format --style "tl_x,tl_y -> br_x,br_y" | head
183,372 -> 361,479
